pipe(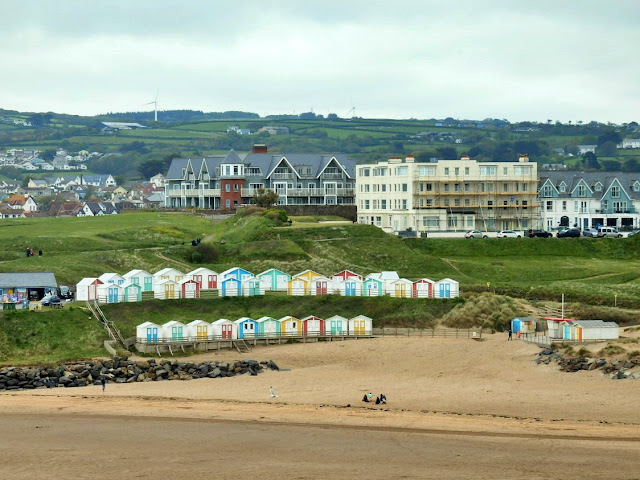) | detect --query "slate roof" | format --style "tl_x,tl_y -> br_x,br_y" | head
539,171 -> 640,200
573,320 -> 619,328
0,272 -> 58,288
